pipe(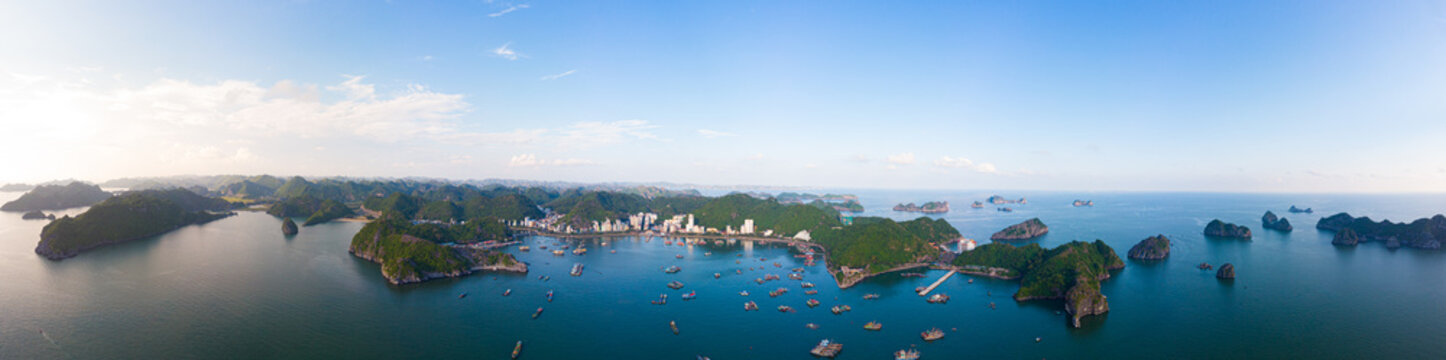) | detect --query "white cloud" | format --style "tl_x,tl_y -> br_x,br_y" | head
540,69 -> 577,81
488,3 -> 529,17
558,120 -> 659,148
934,156 -> 998,173
697,129 -> 735,138
508,154 -> 595,167
493,43 -> 521,60
887,152 -> 916,165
